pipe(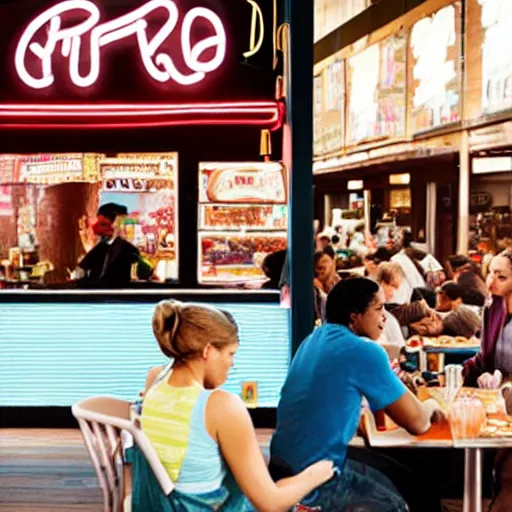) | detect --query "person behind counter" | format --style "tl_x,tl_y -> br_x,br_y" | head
77,203 -> 153,288
270,277 -> 442,511
136,301 -> 335,511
